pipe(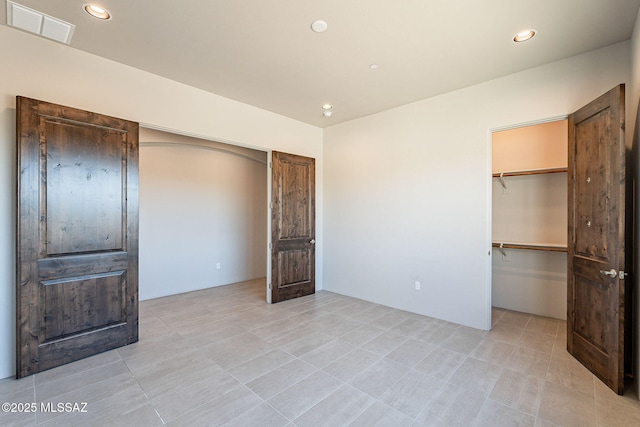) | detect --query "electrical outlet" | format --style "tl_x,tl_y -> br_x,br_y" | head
414,281 -> 421,291
216,262 -> 221,270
